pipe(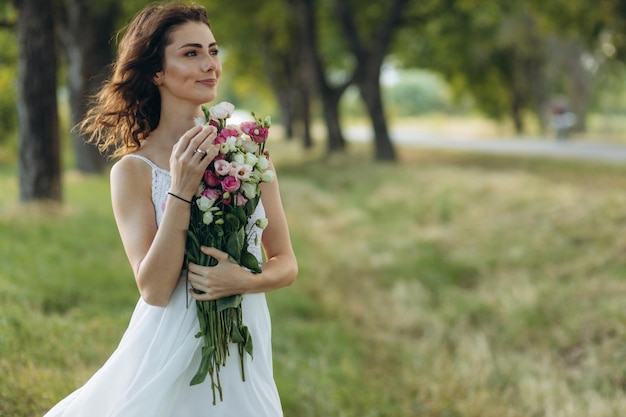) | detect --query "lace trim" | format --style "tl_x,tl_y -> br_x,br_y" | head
125,154 -> 171,226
